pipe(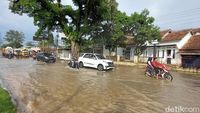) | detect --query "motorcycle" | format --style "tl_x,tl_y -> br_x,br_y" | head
68,58 -> 79,69
145,62 -> 173,81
